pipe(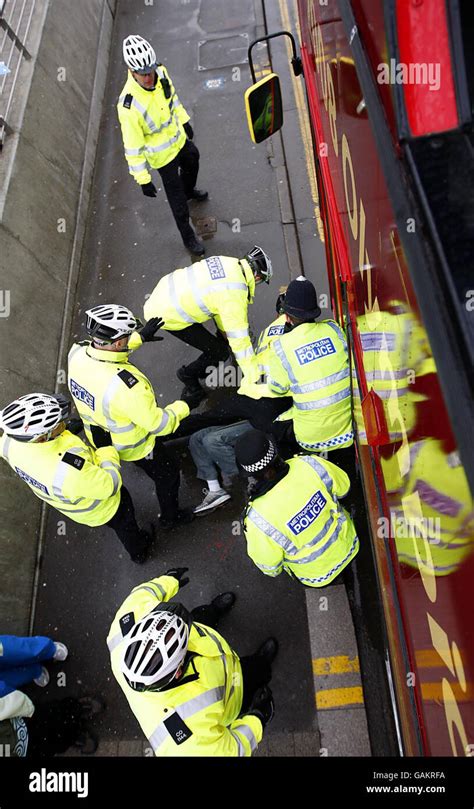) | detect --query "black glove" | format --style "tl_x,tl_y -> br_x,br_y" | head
245,686 -> 275,728
139,316 -> 165,343
65,418 -> 84,436
165,567 -> 190,587
183,122 -> 194,140
181,389 -> 204,410
90,425 -> 113,448
141,181 -> 157,198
